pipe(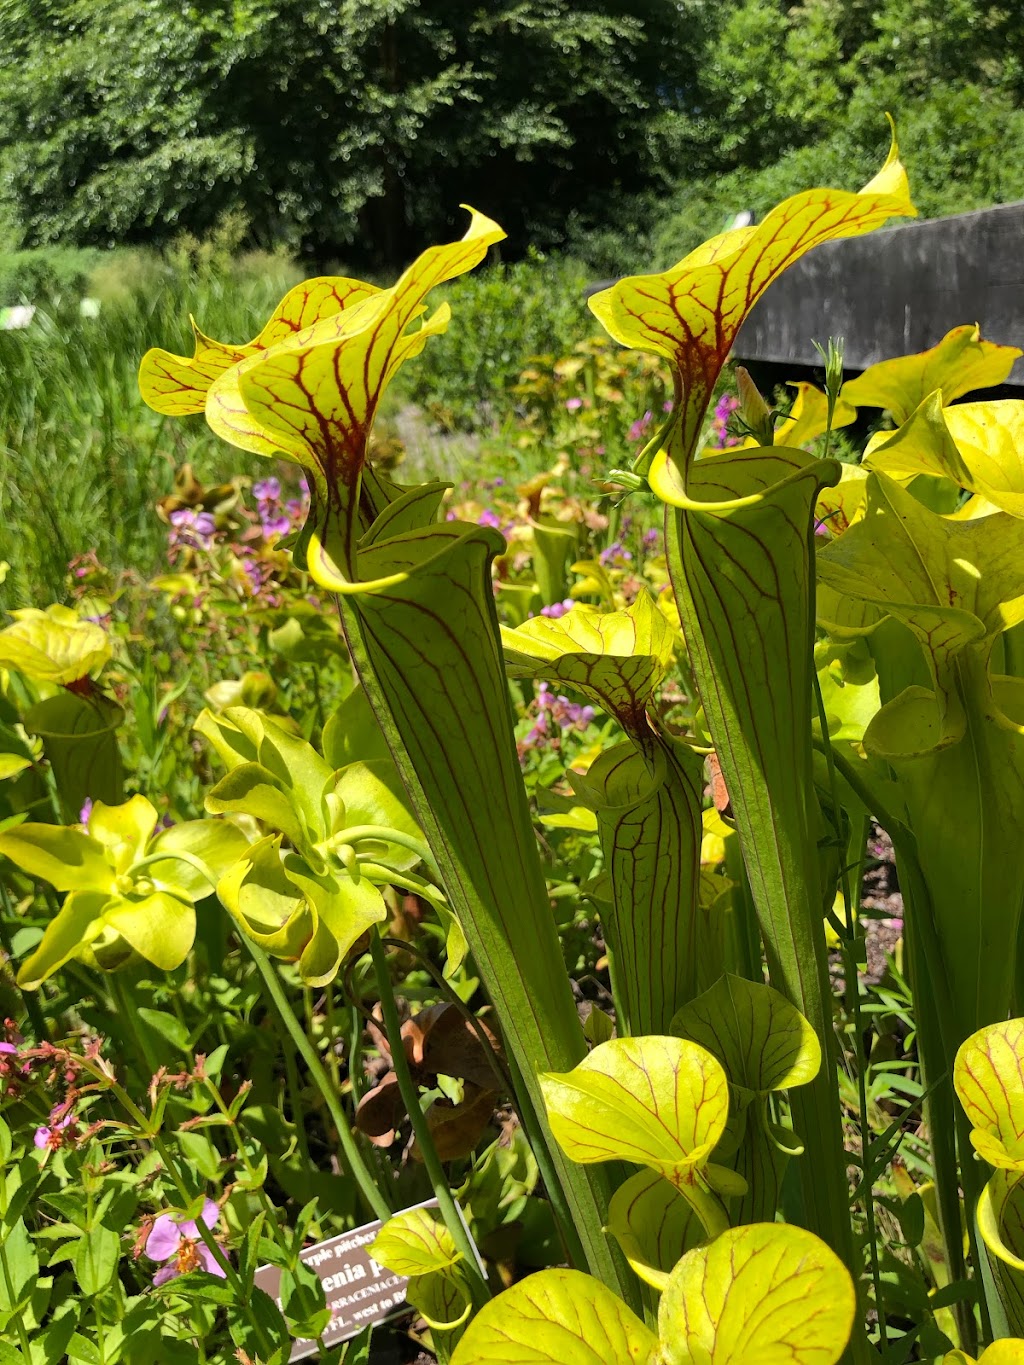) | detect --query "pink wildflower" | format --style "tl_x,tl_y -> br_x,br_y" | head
145,1200 -> 226,1286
